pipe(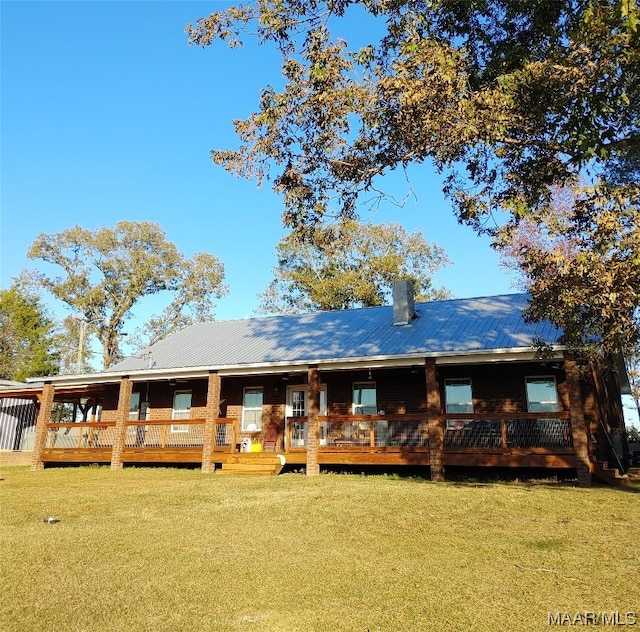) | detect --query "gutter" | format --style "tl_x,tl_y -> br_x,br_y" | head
24,345 -> 566,388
